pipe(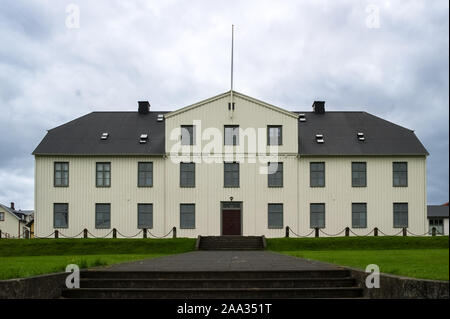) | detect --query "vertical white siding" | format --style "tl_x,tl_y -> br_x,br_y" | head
0,207 -> 21,238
